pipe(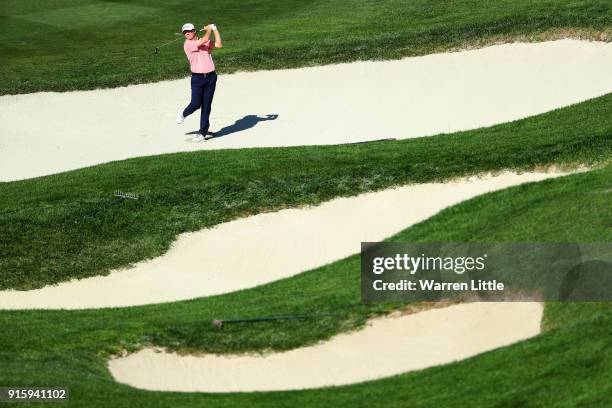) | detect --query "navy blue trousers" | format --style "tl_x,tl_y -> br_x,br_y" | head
182,71 -> 217,134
